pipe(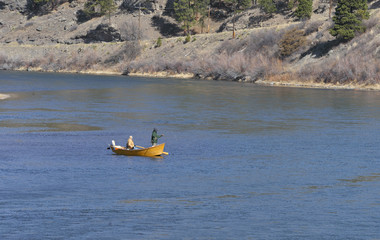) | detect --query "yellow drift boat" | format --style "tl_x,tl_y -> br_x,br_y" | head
108,140 -> 167,157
